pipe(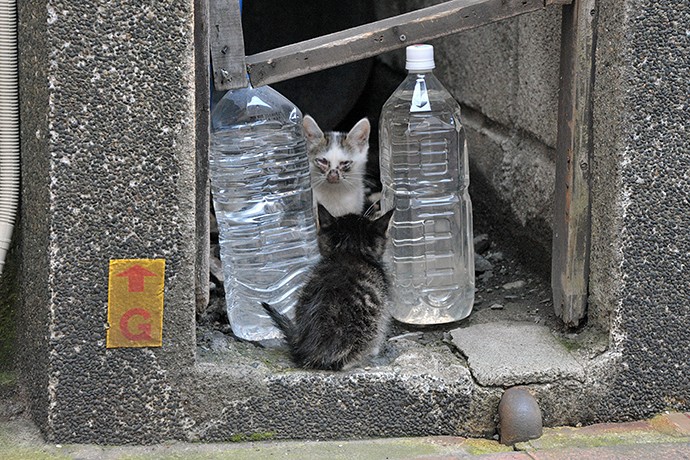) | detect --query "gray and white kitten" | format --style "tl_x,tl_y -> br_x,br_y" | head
262,205 -> 394,371
303,115 -> 370,217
